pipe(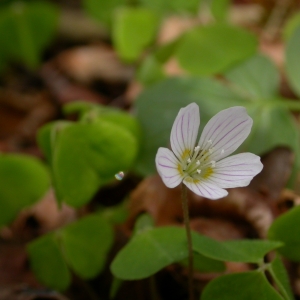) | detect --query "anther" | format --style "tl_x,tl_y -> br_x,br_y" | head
197,169 -> 201,174
196,160 -> 200,165
207,139 -> 212,144
194,146 -> 200,152
211,161 -> 216,167
187,158 -> 191,163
